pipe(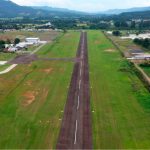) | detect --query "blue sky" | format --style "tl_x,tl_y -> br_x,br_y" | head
12,0 -> 150,12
